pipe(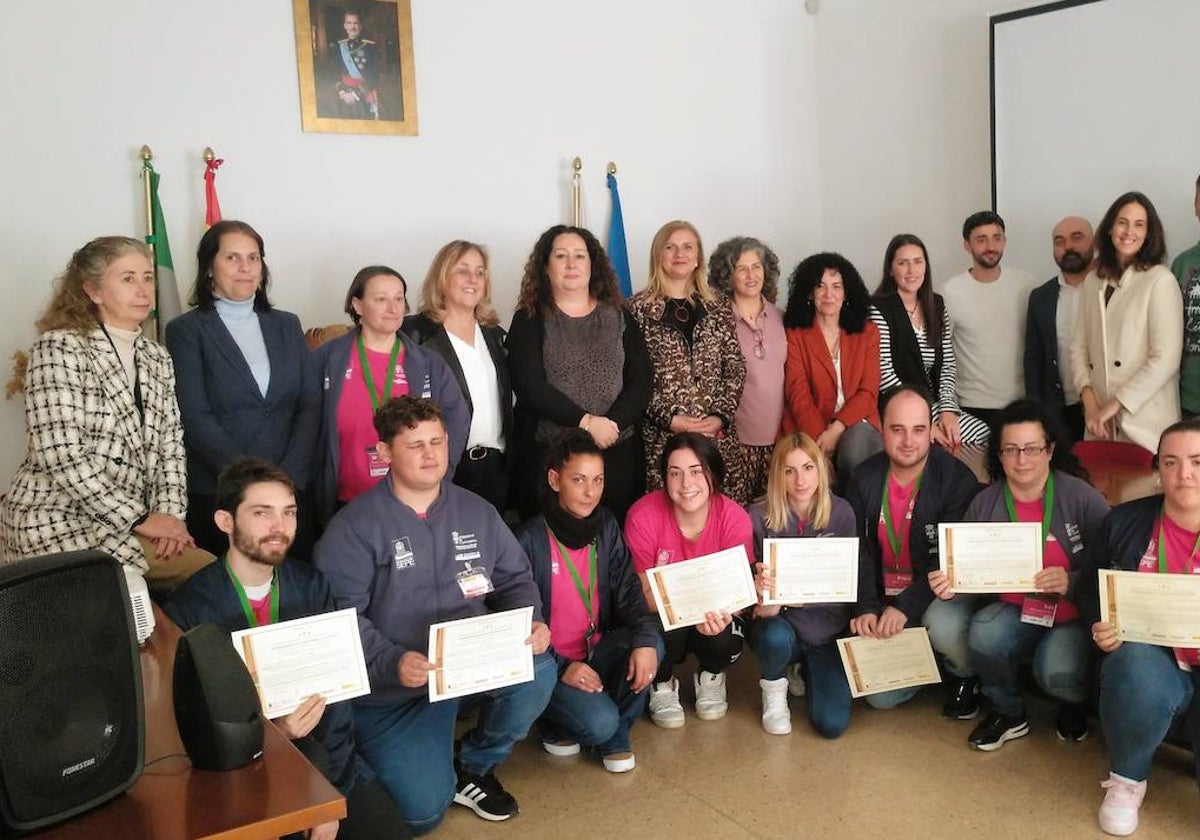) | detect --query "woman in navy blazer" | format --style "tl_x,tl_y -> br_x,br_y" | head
166,220 -> 320,556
